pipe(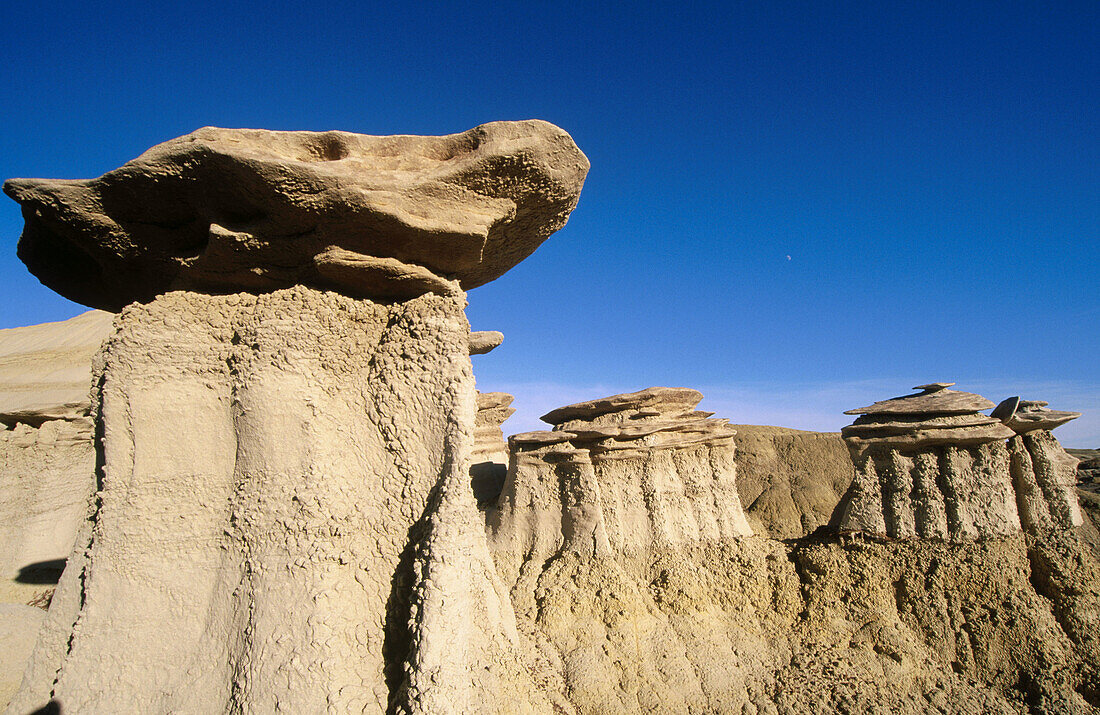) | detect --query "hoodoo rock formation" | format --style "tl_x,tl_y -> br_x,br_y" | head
479,386 -> 1100,712
489,387 -> 752,567
471,391 -> 515,507
839,383 -> 1020,540
4,122 -> 588,714
995,397 -> 1085,534
4,120 -> 588,311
